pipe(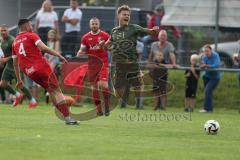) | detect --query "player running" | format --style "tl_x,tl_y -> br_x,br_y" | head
0,24 -> 37,108
77,17 -> 110,116
104,5 -> 159,109
12,19 -> 78,125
